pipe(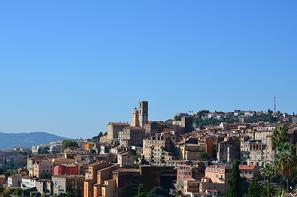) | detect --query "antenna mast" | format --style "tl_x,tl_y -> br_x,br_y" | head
273,96 -> 276,113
